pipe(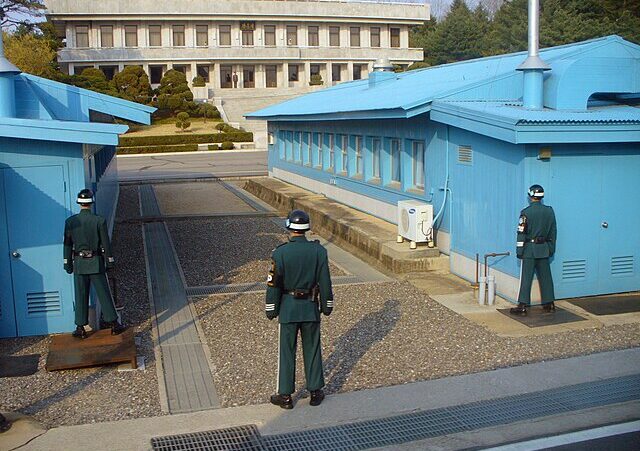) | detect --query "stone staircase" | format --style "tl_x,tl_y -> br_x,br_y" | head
212,86 -> 323,149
